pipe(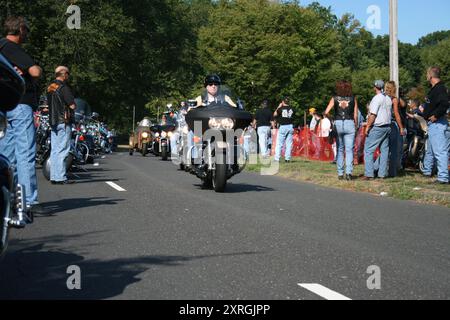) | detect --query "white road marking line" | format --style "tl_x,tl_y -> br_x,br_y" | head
106,182 -> 126,192
298,284 -> 352,300
94,163 -> 100,167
